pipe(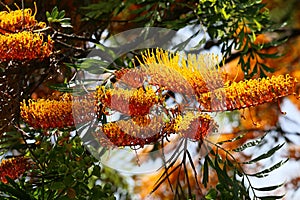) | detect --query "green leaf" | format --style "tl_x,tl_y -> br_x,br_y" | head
257,194 -> 285,200
64,62 -> 78,69
202,155 -> 209,187
48,83 -> 73,93
213,155 -> 232,189
248,159 -> 288,178
51,182 -> 65,190
131,11 -> 153,23
95,44 -> 116,58
232,133 -> 267,152
191,37 -> 207,50
0,184 -> 21,199
258,52 -> 280,59
221,162 -> 232,185
232,172 -> 240,198
253,183 -> 284,191
58,10 -> 66,19
260,63 -> 275,73
172,37 -> 193,51
253,19 -> 262,31
205,188 -> 217,199
262,37 -> 288,48
241,36 -> 249,53
0,130 -> 26,153
216,134 -> 245,145
51,6 -> 59,19
46,11 -> 51,18
63,175 -> 74,186
243,143 -> 285,164
0,177 -> 33,200
78,58 -> 110,73
92,165 -> 101,177
59,18 -> 71,24
81,1 -> 121,19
